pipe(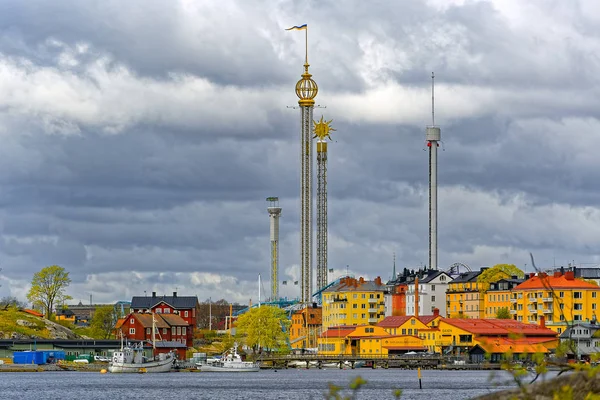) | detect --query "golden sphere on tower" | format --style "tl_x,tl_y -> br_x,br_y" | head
296,63 -> 318,106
